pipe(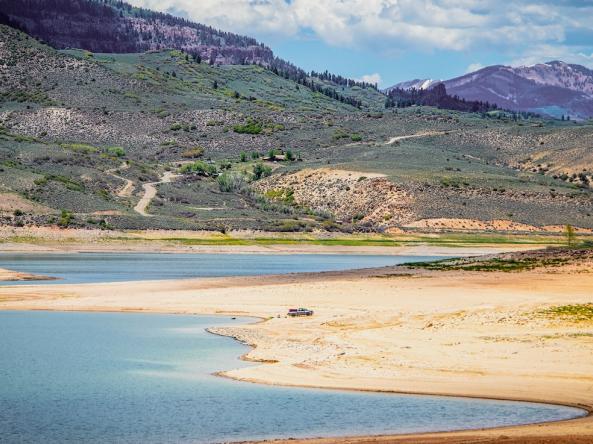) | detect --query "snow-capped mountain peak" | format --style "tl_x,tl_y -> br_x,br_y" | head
513,61 -> 593,96
384,78 -> 441,93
